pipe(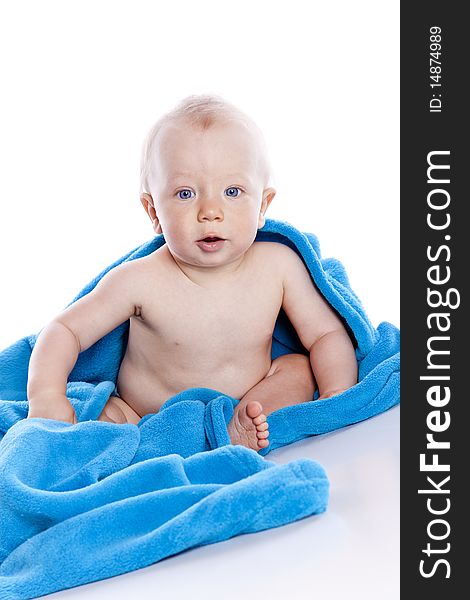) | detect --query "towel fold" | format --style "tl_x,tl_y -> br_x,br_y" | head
0,417 -> 328,599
